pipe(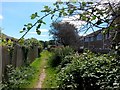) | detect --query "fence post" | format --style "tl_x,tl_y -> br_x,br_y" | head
16,45 -> 23,67
0,46 -> 2,82
12,44 -> 17,67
